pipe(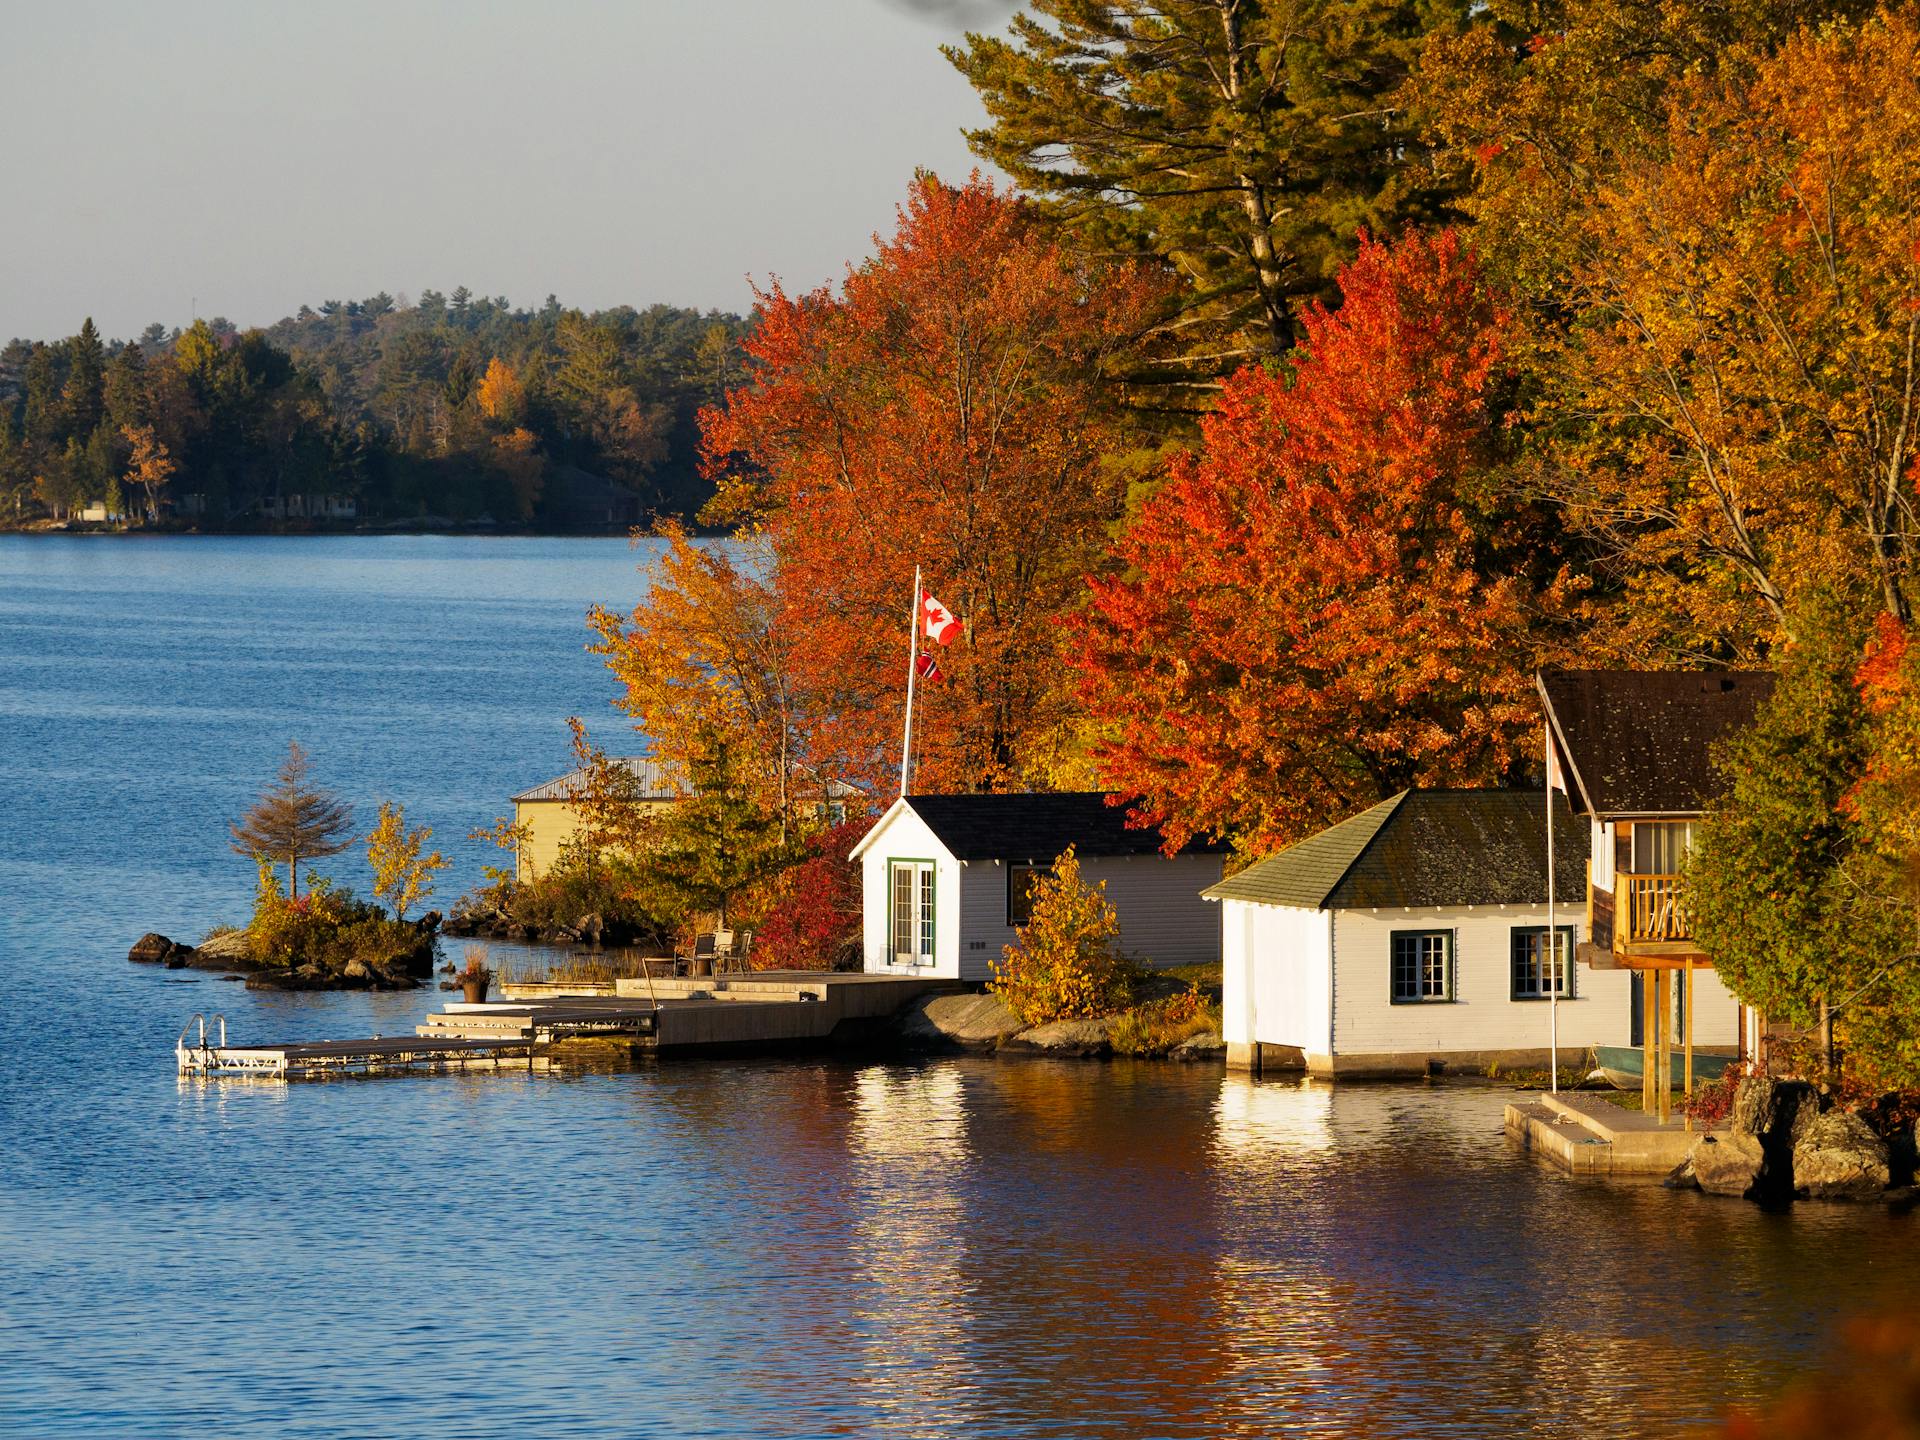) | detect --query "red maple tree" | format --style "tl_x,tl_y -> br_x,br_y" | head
1082,229 -> 1563,853
699,172 -> 1165,796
